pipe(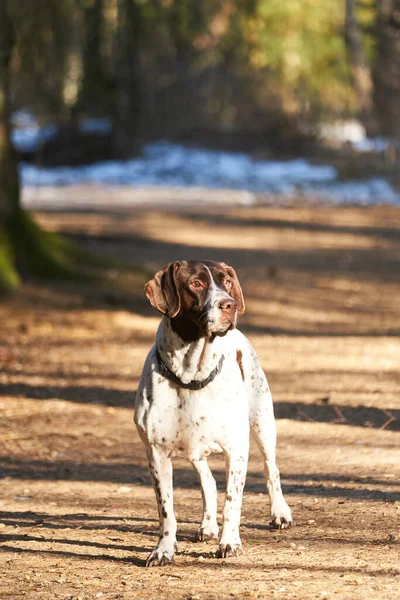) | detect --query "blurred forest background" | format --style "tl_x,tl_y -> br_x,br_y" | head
1,0 -> 400,291
5,0 -> 400,158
